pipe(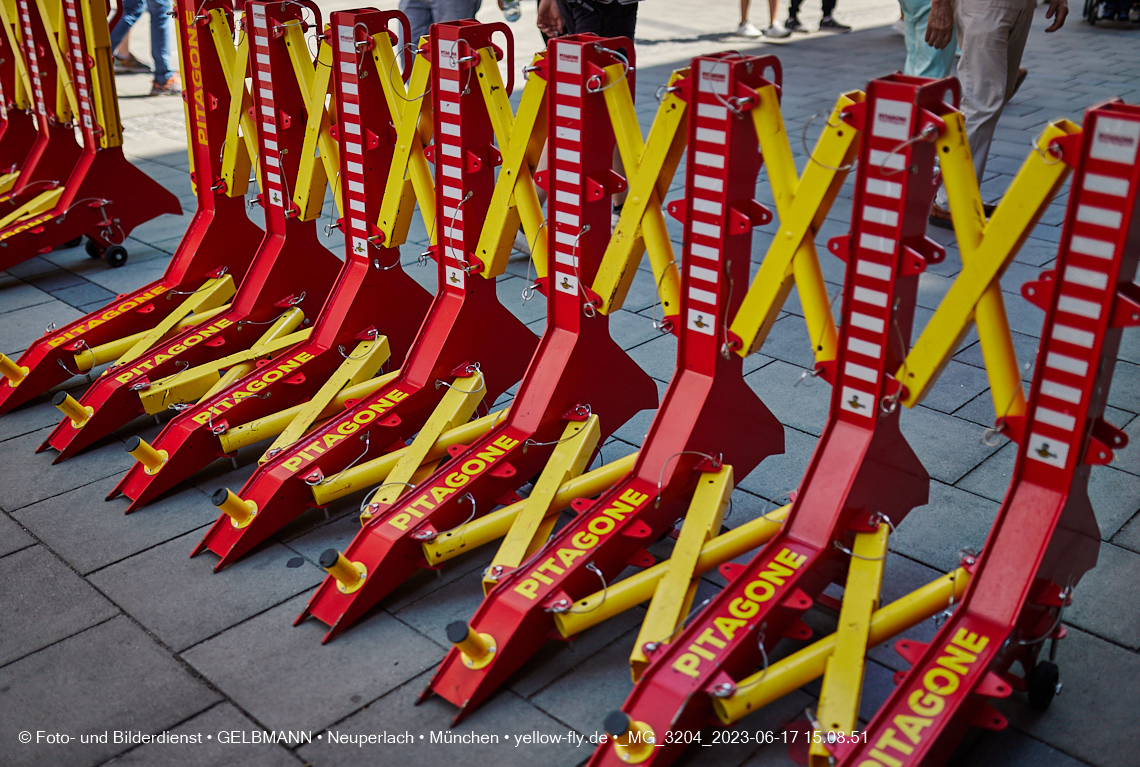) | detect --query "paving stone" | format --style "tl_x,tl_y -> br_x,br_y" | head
1065,542 -> 1140,650
736,426 -> 817,503
0,427 -> 132,512
610,308 -> 666,351
890,481 -> 1000,573
919,359 -> 993,415
299,671 -> 582,767
899,406 -> 1000,485
81,259 -> 168,296
865,555 -> 949,672
684,690 -> 815,767
998,627 -> 1140,767
14,479 -> 217,576
953,728 -> 1090,767
627,332 -> 678,383
0,545 -> 118,666
1106,360 -> 1139,416
529,627 -> 640,735
745,360 -> 831,437
0,616 -> 220,767
0,392 -> 82,444
49,282 -> 117,310
0,300 -> 84,356
0,511 -> 34,557
0,275 -> 53,315
90,530 -> 324,652
104,703 -> 301,767
25,269 -> 88,294
182,593 -> 440,732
